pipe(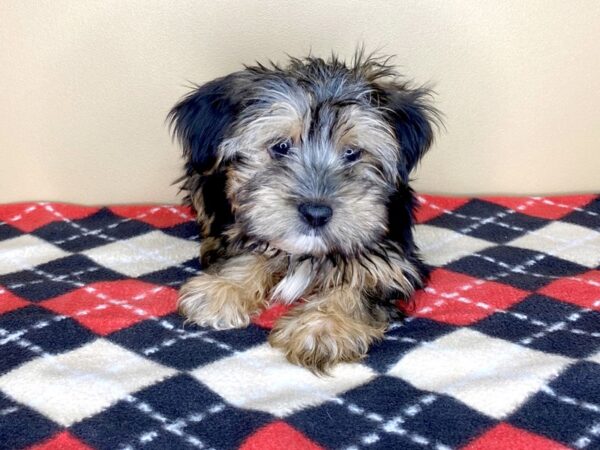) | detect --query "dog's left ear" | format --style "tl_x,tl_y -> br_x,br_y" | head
381,85 -> 438,183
